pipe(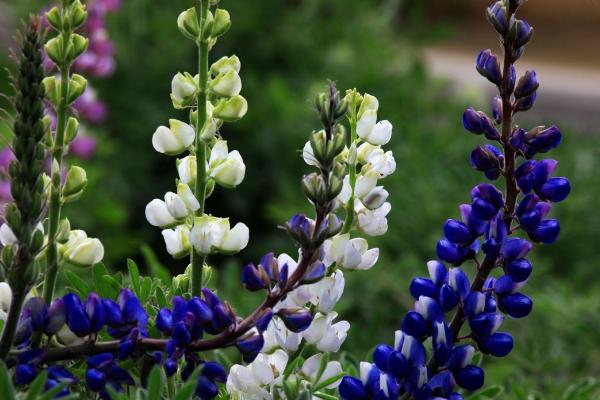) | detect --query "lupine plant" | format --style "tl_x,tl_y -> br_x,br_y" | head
338,1 -> 571,399
0,0 -> 398,398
